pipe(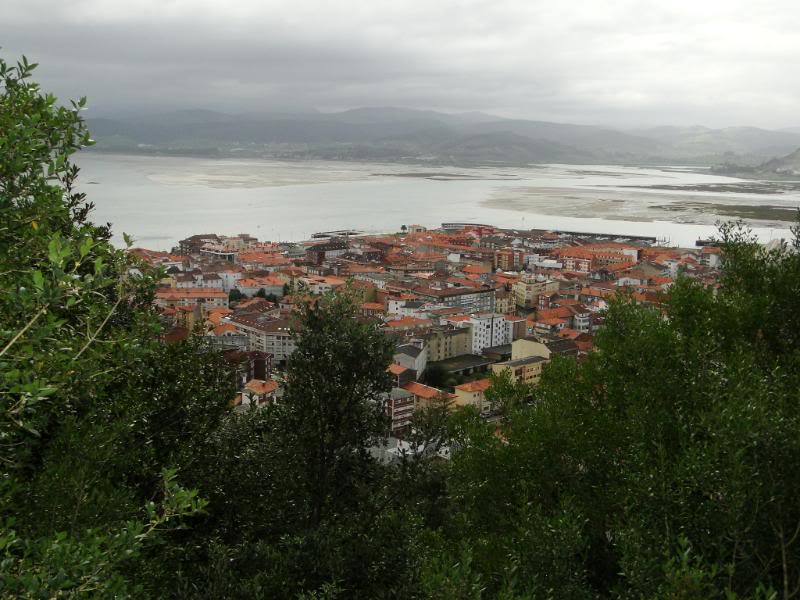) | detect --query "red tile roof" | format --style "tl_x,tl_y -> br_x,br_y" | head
455,378 -> 491,393
384,317 -> 434,328
537,307 -> 573,320
244,378 -> 279,395
402,381 -> 451,400
155,288 -> 227,300
213,323 -> 237,335
537,317 -> 568,326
